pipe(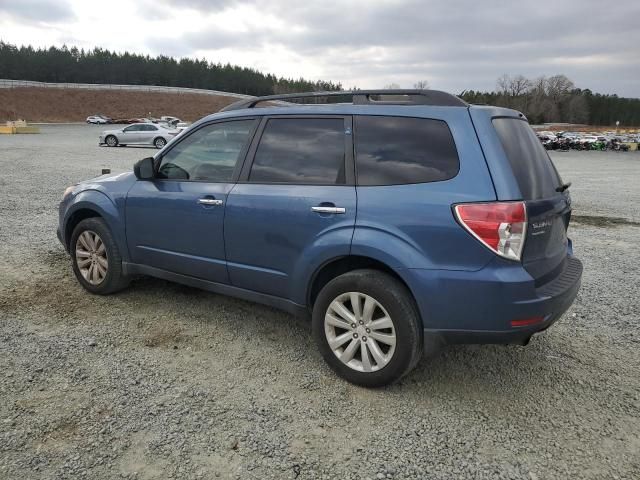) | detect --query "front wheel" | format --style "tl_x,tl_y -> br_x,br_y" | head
312,269 -> 423,387
105,135 -> 118,147
154,137 -> 166,149
70,217 -> 129,295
